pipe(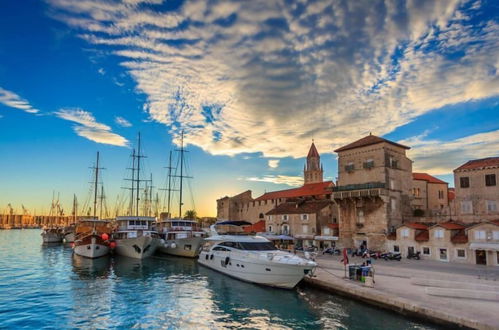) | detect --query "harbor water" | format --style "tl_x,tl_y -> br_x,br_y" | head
0,230 -> 439,329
